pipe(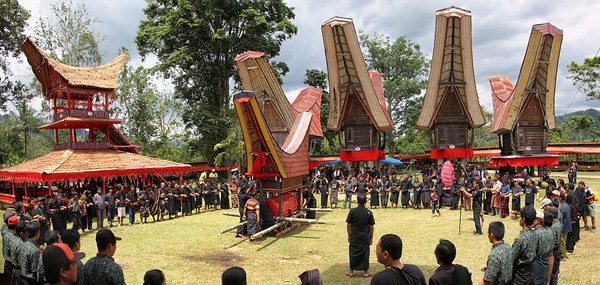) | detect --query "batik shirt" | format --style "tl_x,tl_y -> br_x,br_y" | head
82,253 -> 125,285
18,239 -> 43,281
534,226 -> 555,256
551,220 -> 562,250
7,233 -> 24,267
2,230 -> 14,265
512,227 -> 538,265
484,241 -> 512,285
